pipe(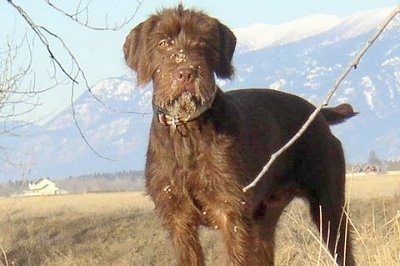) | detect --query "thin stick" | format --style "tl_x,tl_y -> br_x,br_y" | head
306,228 -> 338,265
0,243 -> 9,266
243,6 -> 400,192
